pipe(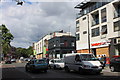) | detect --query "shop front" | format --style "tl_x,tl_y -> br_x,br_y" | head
109,37 -> 120,58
